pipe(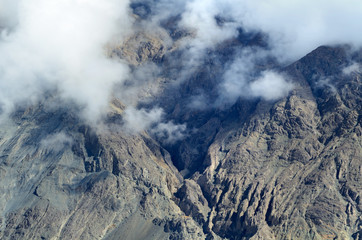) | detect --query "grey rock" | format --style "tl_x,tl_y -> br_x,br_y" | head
0,32 -> 361,240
